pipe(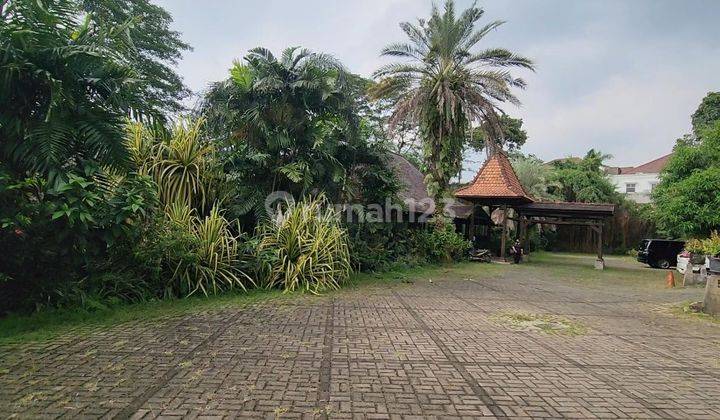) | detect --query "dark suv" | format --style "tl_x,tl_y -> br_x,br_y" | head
637,239 -> 685,269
